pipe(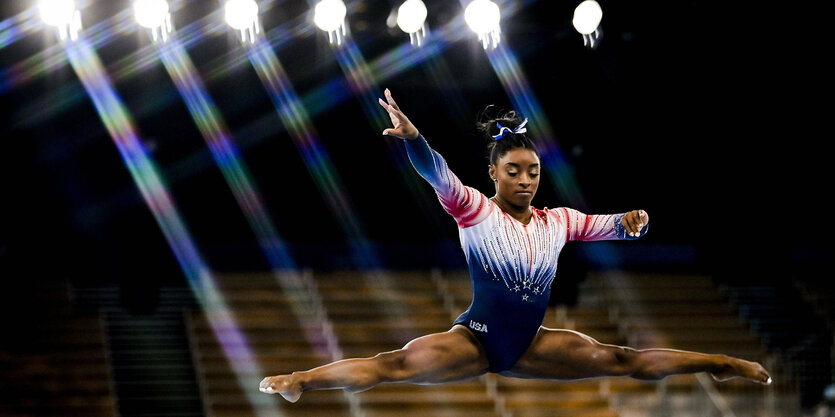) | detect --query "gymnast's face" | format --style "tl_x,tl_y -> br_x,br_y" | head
489,148 -> 540,208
